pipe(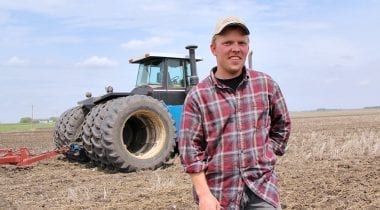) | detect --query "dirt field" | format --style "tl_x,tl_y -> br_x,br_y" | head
1,109 -> 379,209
